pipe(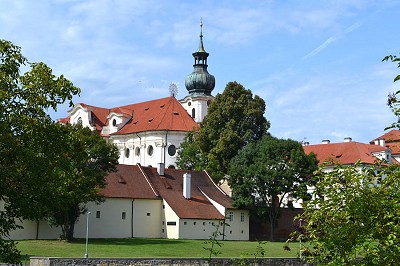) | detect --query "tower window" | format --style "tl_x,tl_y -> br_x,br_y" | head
191,108 -> 195,118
